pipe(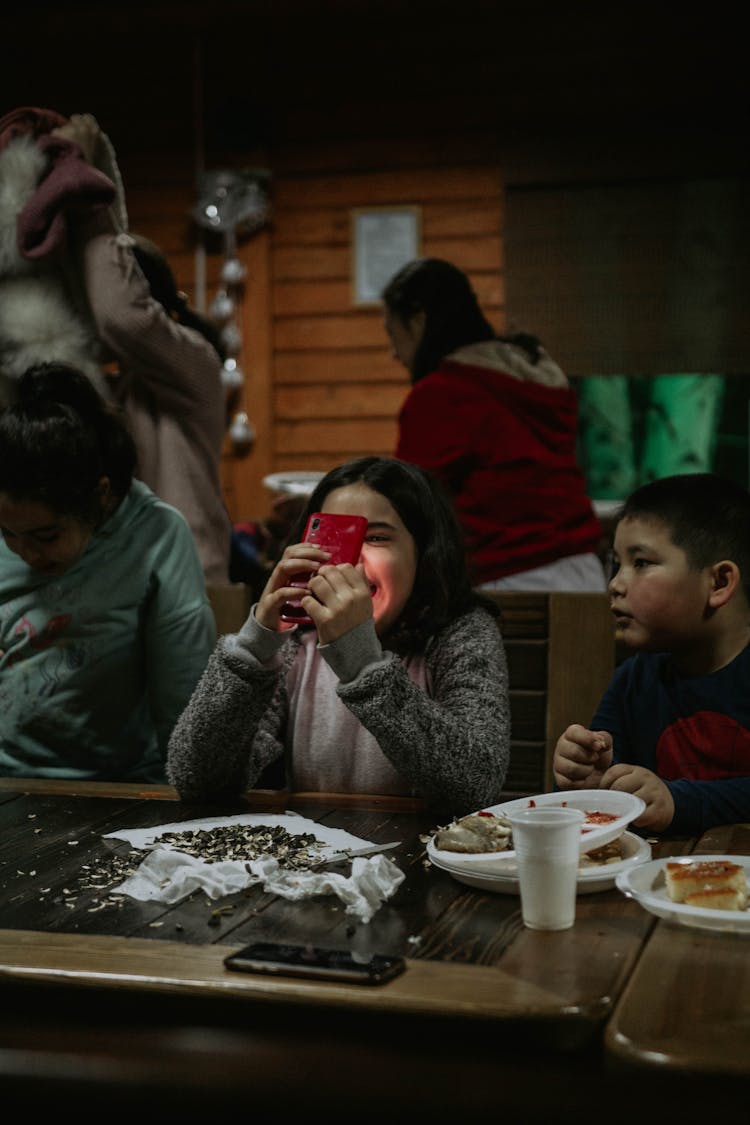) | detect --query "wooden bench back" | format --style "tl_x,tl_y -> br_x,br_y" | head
206,583 -> 253,637
483,591 -> 616,798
